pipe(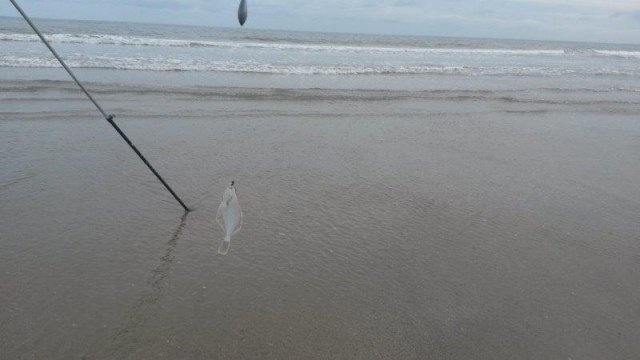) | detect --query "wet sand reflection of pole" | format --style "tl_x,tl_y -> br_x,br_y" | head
103,212 -> 189,357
